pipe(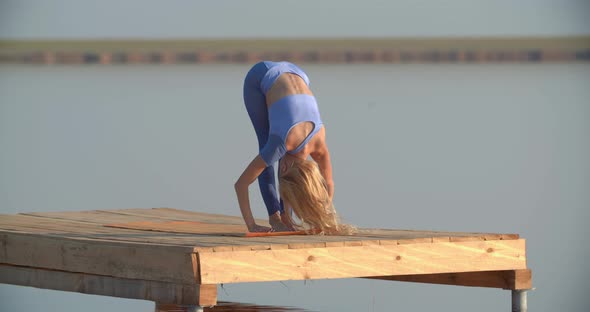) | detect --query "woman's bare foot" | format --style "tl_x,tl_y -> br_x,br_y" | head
248,224 -> 272,233
280,213 -> 296,231
269,212 -> 293,232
